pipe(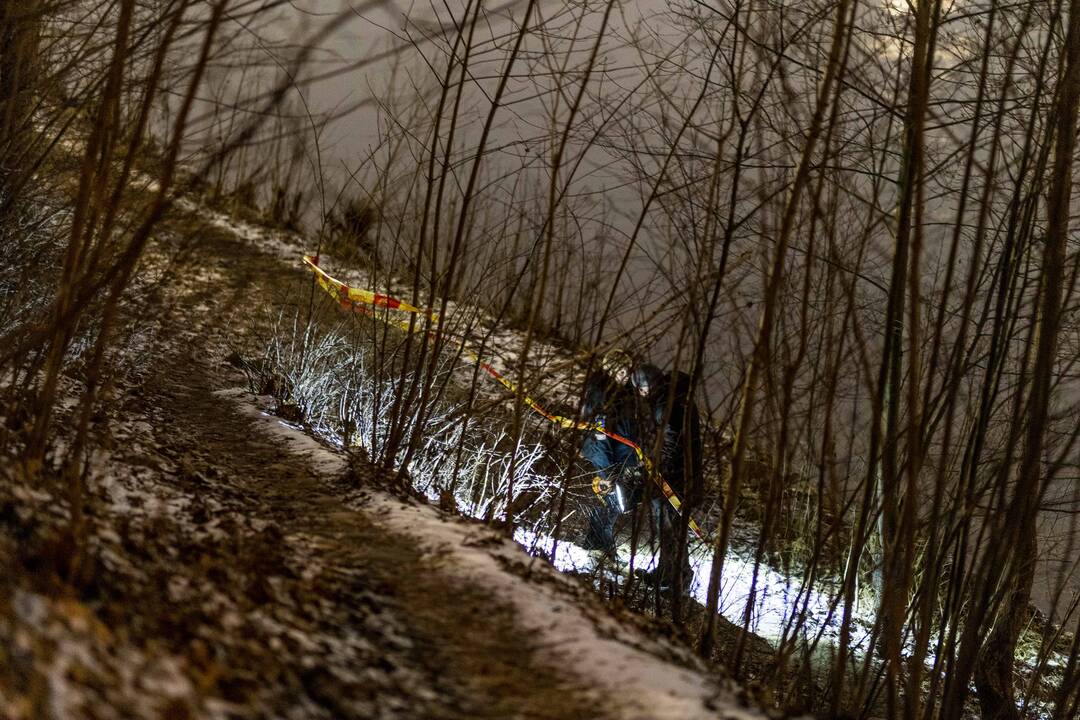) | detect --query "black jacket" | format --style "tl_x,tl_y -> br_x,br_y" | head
633,365 -> 703,498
